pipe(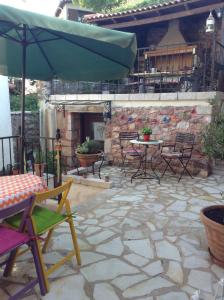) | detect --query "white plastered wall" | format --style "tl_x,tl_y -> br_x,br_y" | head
0,75 -> 13,170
